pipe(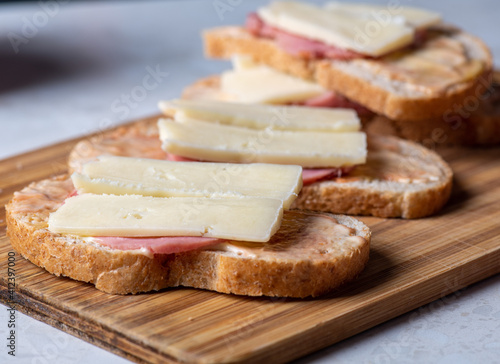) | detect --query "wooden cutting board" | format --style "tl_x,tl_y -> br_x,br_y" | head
1,116 -> 499,364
